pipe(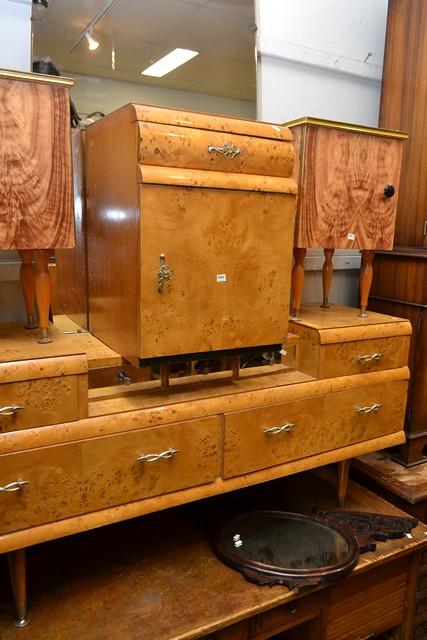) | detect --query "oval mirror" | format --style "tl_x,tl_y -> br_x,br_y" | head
213,510 -> 360,588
